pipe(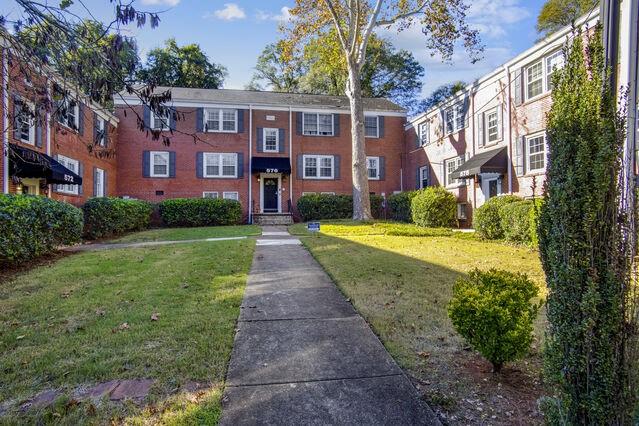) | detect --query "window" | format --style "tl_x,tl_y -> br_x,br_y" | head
526,60 -> 544,99
15,100 -> 35,144
263,128 -> 279,152
203,191 -> 219,198
444,102 -> 466,134
95,168 -> 105,197
303,113 -> 334,136
151,109 -> 170,131
58,98 -> 79,130
545,50 -> 565,90
457,203 -> 467,220
223,191 -> 239,201
367,156 -> 380,180
526,134 -> 546,173
321,192 -> 335,195
203,153 -> 238,178
205,109 -> 237,132
57,155 -> 79,194
303,155 -> 334,179
150,151 -> 170,177
302,192 -> 316,196
419,166 -> 429,189
96,117 -> 106,146
445,155 -> 465,187
364,116 -> 379,138
419,122 -> 429,145
486,108 -> 500,143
